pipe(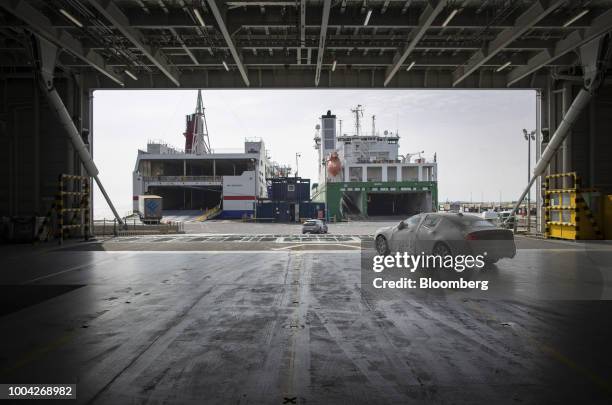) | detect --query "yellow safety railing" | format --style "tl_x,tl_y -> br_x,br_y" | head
196,204 -> 221,222
544,172 -> 602,240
